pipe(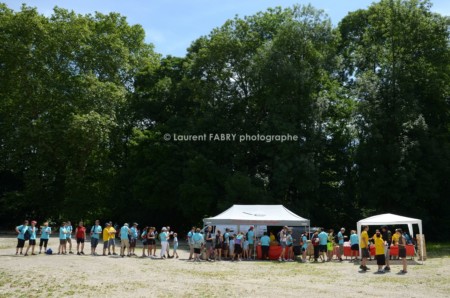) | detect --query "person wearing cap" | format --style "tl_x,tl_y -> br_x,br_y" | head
24,220 -> 38,256
38,221 -> 52,254
120,223 -> 131,257
15,220 -> 29,255
130,223 -> 139,256
337,228 -> 346,262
